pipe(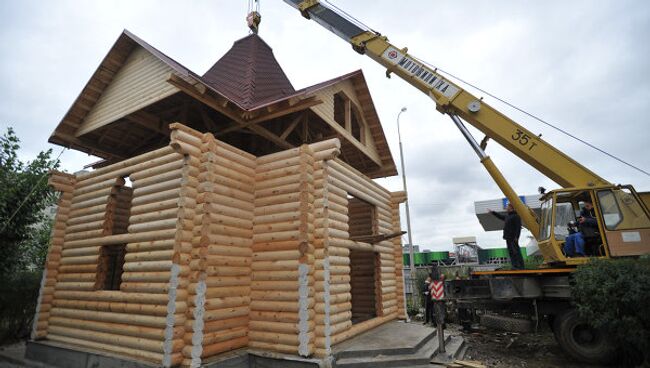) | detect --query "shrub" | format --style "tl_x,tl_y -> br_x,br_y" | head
571,257 -> 650,364
0,271 -> 42,344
